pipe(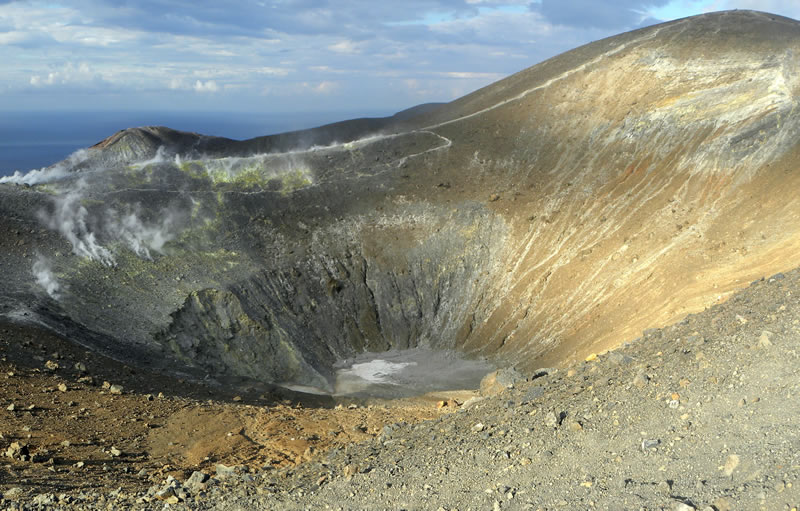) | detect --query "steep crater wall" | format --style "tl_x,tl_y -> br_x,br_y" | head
157,204 -> 508,391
